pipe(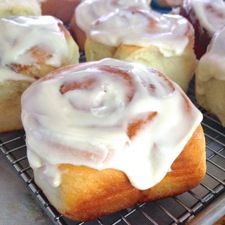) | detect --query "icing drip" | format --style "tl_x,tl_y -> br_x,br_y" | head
76,0 -> 192,56
89,9 -> 192,56
22,58 -> 202,190
0,16 -> 70,82
76,0 -> 151,33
